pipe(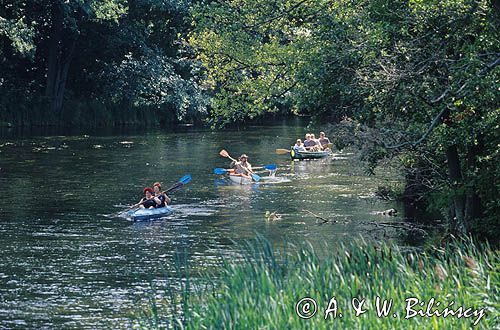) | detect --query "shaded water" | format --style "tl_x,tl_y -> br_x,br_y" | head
0,121 -> 407,328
